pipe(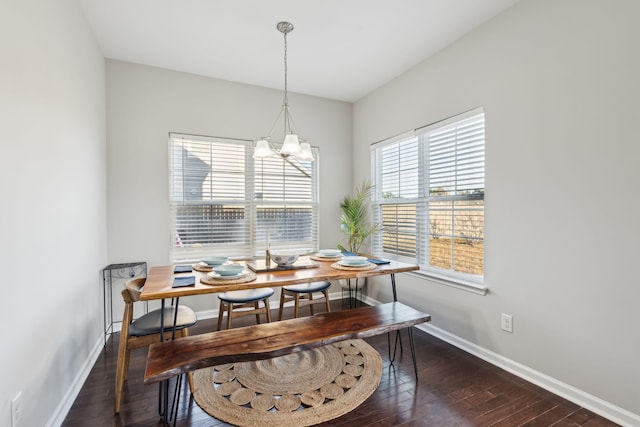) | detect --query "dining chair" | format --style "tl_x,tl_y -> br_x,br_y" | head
114,278 -> 197,414
278,281 -> 331,320
216,288 -> 275,330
